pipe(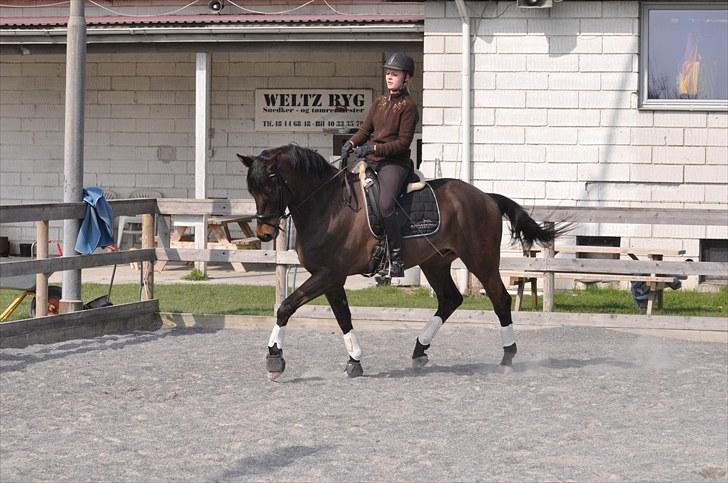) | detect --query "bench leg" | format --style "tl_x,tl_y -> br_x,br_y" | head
514,280 -> 525,312
646,287 -> 656,316
530,278 -> 538,309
